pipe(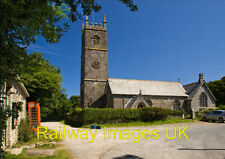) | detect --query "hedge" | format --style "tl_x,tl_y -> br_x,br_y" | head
218,105 -> 225,110
65,107 -> 183,127
195,105 -> 225,118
